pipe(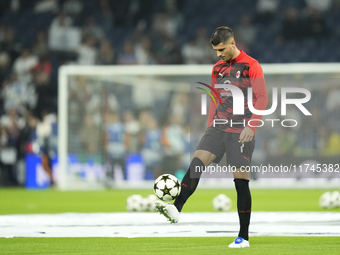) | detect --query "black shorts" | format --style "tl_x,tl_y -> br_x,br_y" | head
196,126 -> 255,168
